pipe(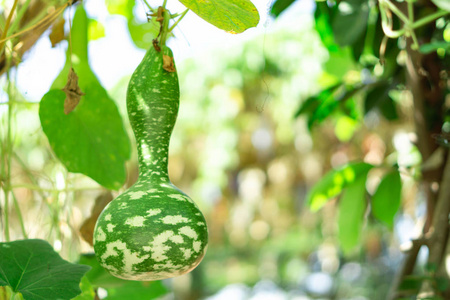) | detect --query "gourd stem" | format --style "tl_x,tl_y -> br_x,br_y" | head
159,9 -> 171,48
